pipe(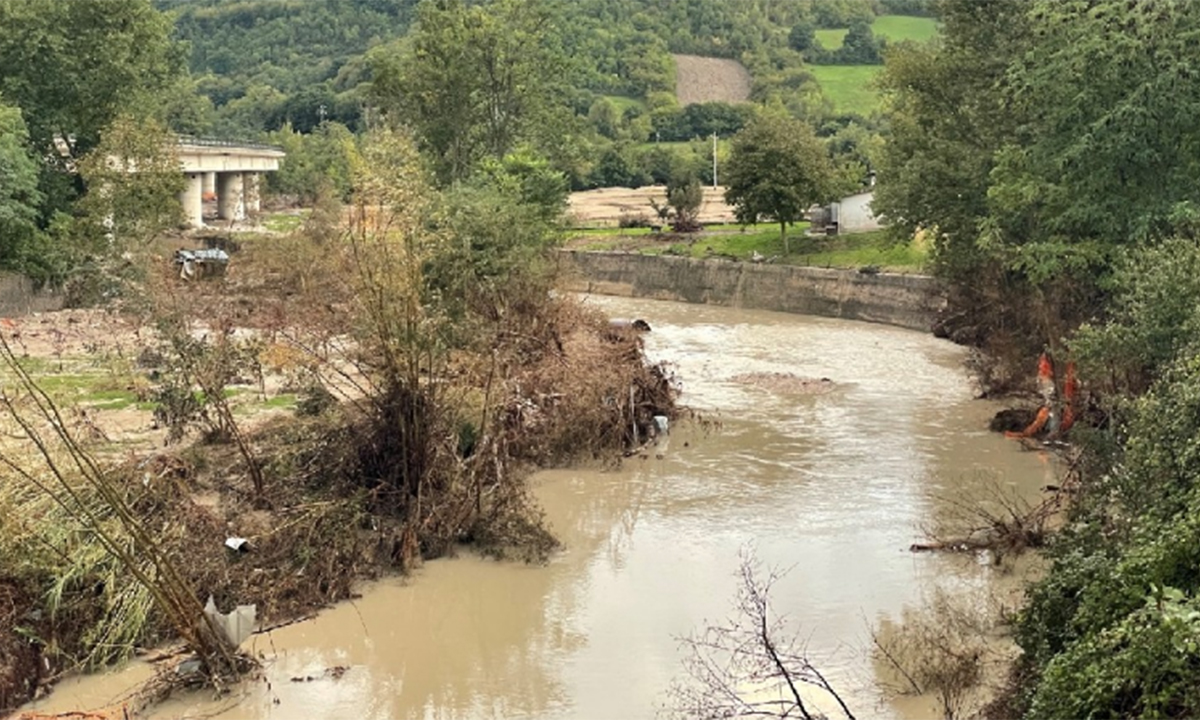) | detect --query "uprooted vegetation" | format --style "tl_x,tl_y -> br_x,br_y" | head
909,474 -> 1066,563
0,128 -> 679,714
